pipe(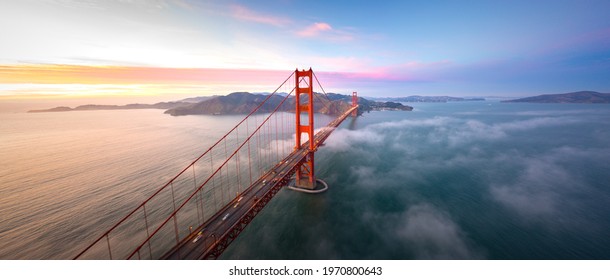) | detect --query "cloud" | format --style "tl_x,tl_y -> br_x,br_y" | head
309,59 -> 453,85
324,112 -> 601,221
373,116 -> 578,146
220,105 -> 608,259
495,117 -> 578,131
322,69 -> 418,82
324,128 -> 384,152
490,157 -> 571,217
324,115 -> 584,165
296,22 -> 332,37
512,109 -> 601,116
359,203 -> 484,259
489,146 -> 610,224
39,0 -> 106,10
230,4 -> 291,27
295,22 -> 354,41
396,204 -> 483,259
